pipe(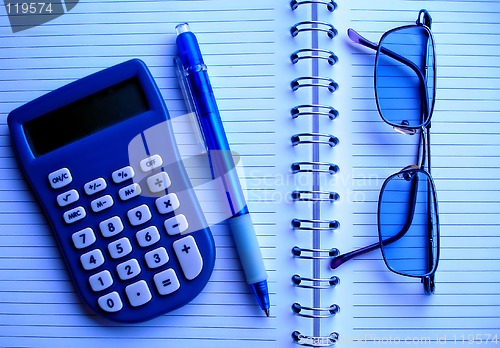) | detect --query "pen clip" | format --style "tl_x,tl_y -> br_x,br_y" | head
174,57 -> 216,179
